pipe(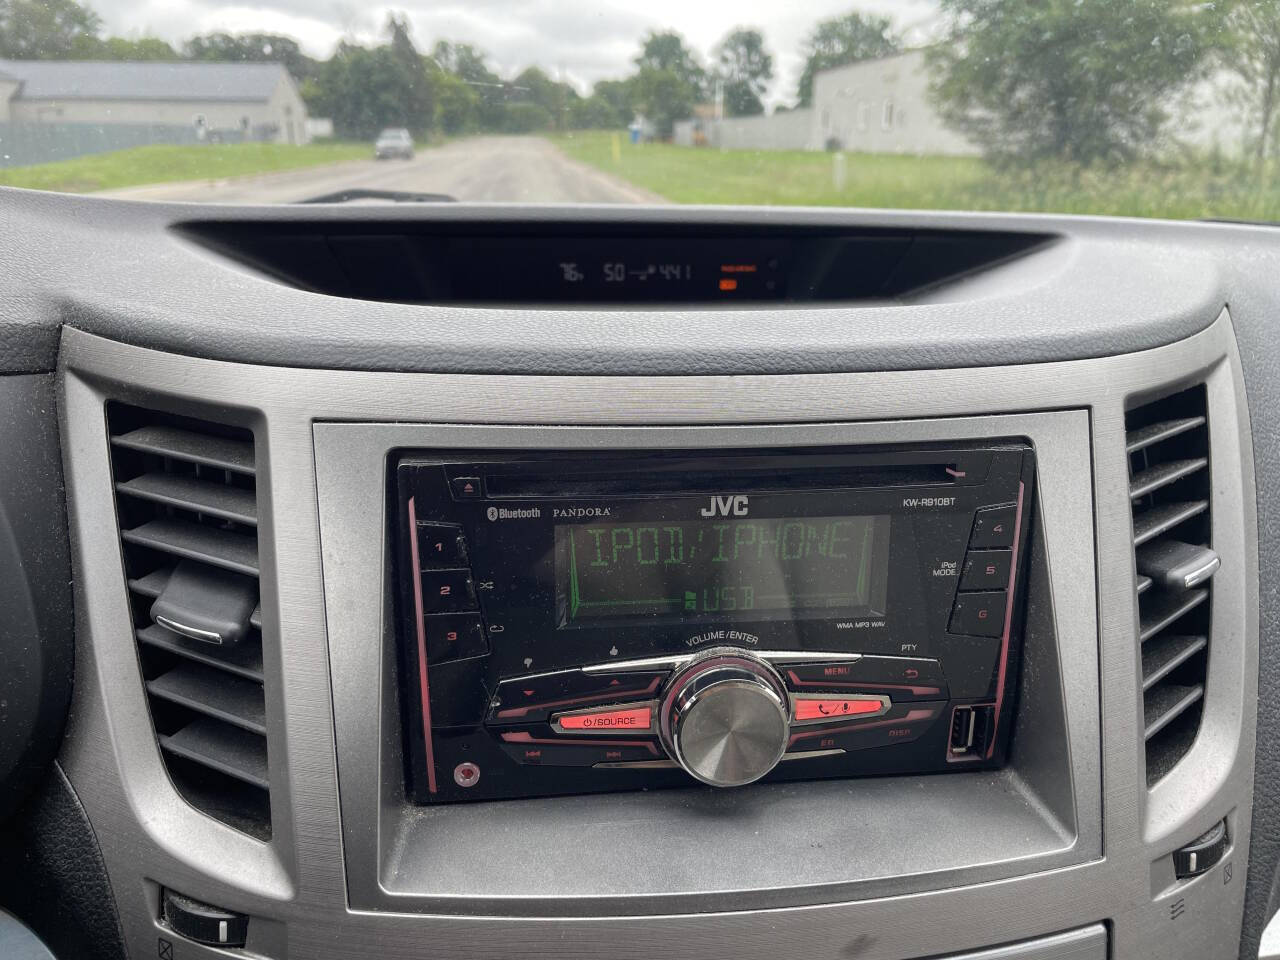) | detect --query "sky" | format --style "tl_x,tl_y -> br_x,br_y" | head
87,0 -> 941,106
